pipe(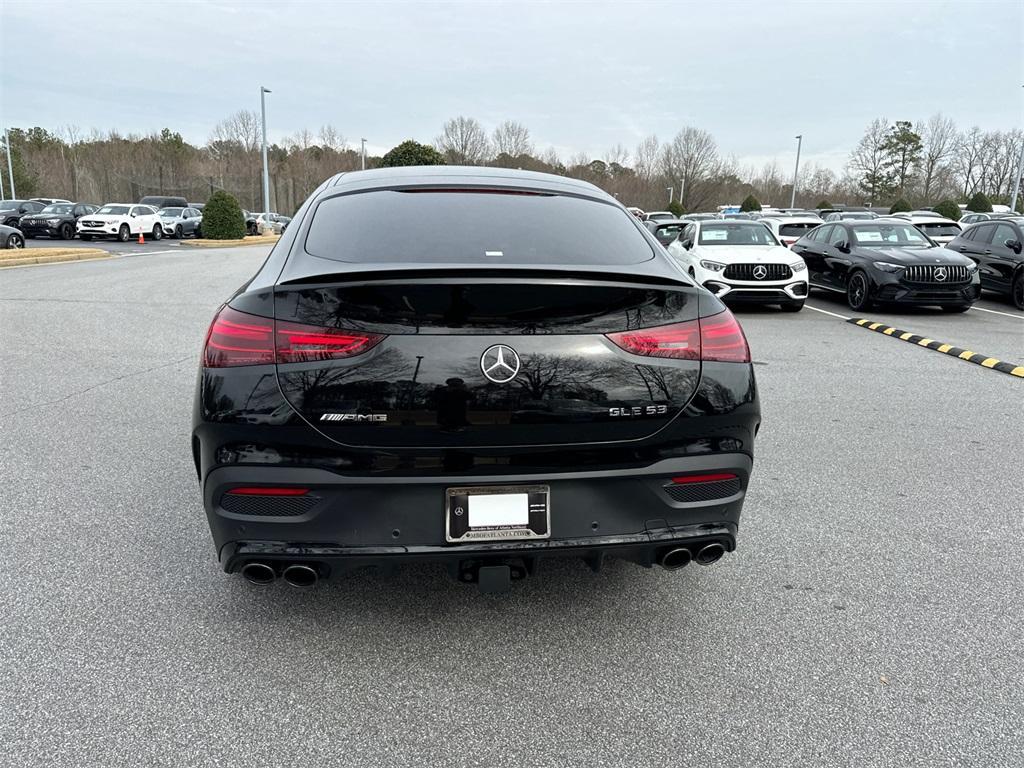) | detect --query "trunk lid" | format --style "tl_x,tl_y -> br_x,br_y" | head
272,272 -> 703,448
